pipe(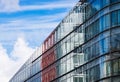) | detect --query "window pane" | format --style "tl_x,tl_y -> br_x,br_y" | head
113,77 -> 120,82
111,0 -> 120,3
111,11 -> 118,26
101,0 -> 110,8
106,61 -> 111,76
100,38 -> 109,54
111,34 -> 120,50
113,60 -> 119,75
92,0 -> 100,12
118,10 -> 120,25
100,14 -> 110,31
105,14 -> 110,28
119,59 -> 120,72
